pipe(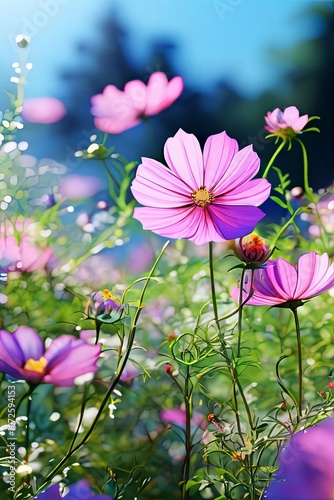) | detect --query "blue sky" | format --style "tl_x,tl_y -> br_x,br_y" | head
0,0 -> 331,104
